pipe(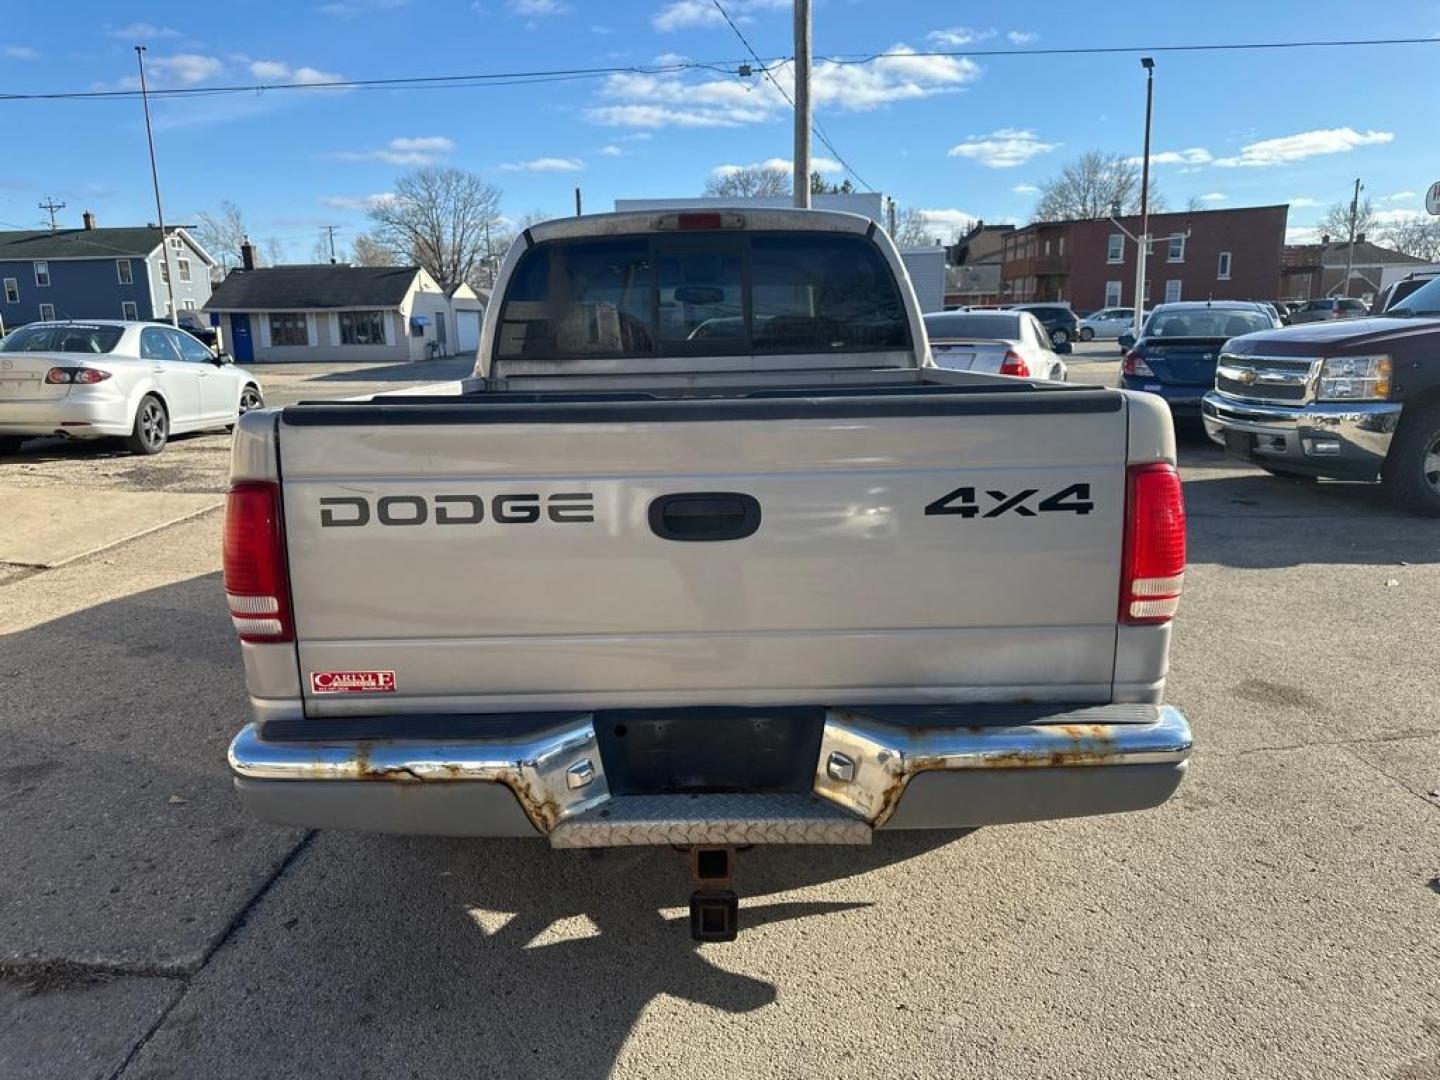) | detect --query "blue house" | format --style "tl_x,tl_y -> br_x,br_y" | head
0,211 -> 215,331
